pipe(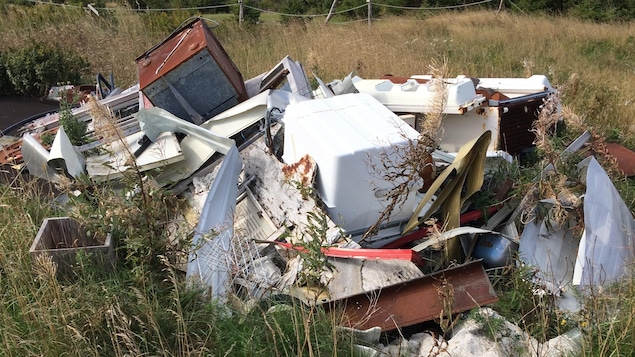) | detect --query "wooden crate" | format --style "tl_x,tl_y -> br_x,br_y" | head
29,217 -> 114,277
